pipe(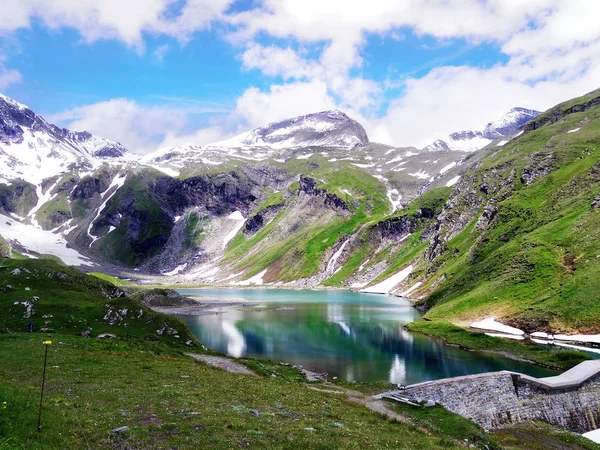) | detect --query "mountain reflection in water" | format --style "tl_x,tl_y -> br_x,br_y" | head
177,288 -> 556,383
